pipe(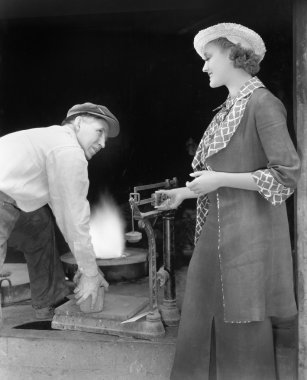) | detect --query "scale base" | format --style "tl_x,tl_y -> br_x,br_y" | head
52,294 -> 165,340
160,300 -> 181,327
